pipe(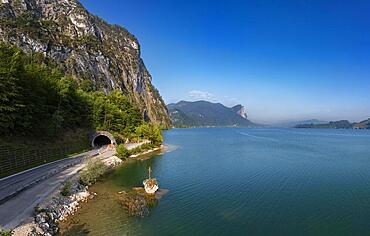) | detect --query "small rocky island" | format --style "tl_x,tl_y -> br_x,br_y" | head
118,167 -> 166,217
